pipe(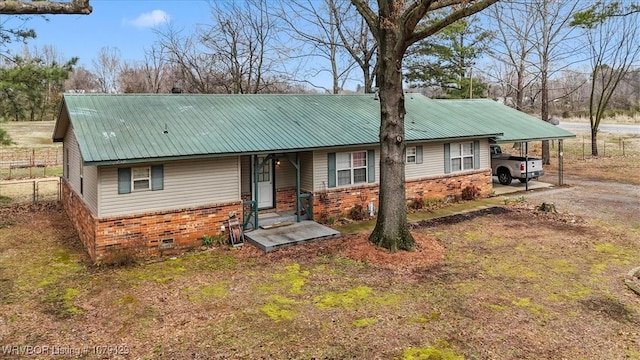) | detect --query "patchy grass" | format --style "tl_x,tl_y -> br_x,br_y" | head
542,132 -> 640,185
1,199 -> 640,359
